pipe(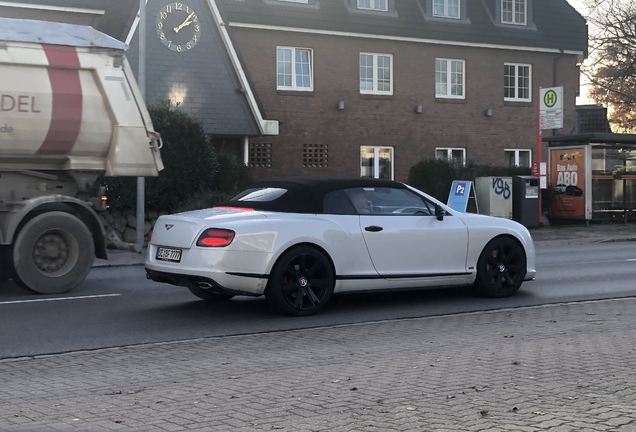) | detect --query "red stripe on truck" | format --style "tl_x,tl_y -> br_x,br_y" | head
37,45 -> 83,155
